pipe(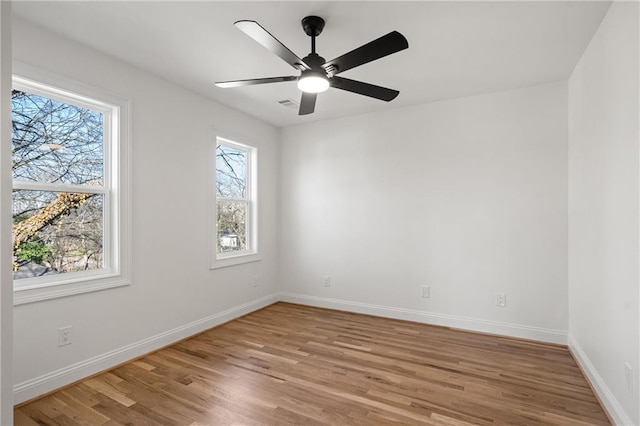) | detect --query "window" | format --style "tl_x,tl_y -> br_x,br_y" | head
211,137 -> 258,267
12,67 -> 130,304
